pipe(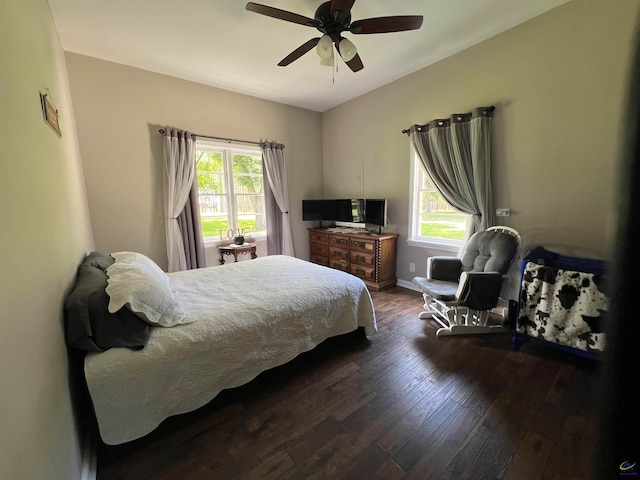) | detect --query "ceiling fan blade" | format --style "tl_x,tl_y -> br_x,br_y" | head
350,15 -> 424,34
278,38 -> 321,66
344,52 -> 364,72
246,2 -> 316,27
330,0 -> 356,16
